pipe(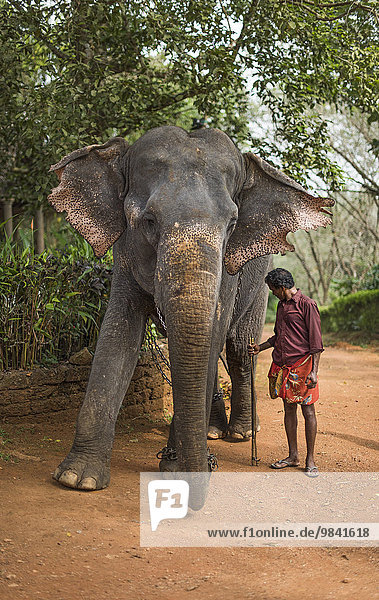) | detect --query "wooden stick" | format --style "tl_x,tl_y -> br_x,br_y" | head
250,337 -> 260,466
